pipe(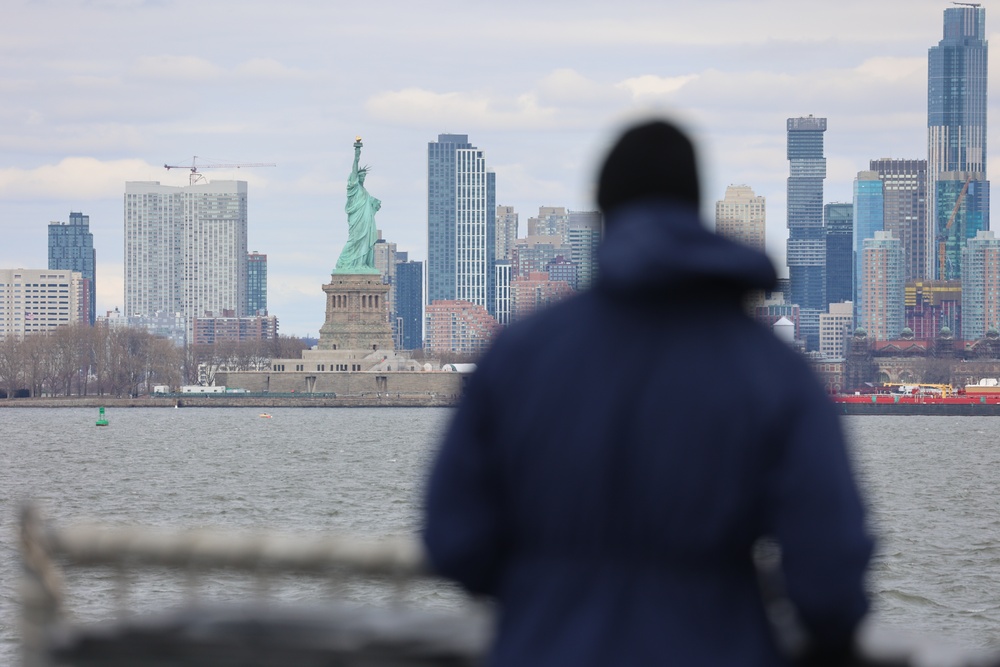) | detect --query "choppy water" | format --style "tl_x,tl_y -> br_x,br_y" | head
1,409 -> 999,663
